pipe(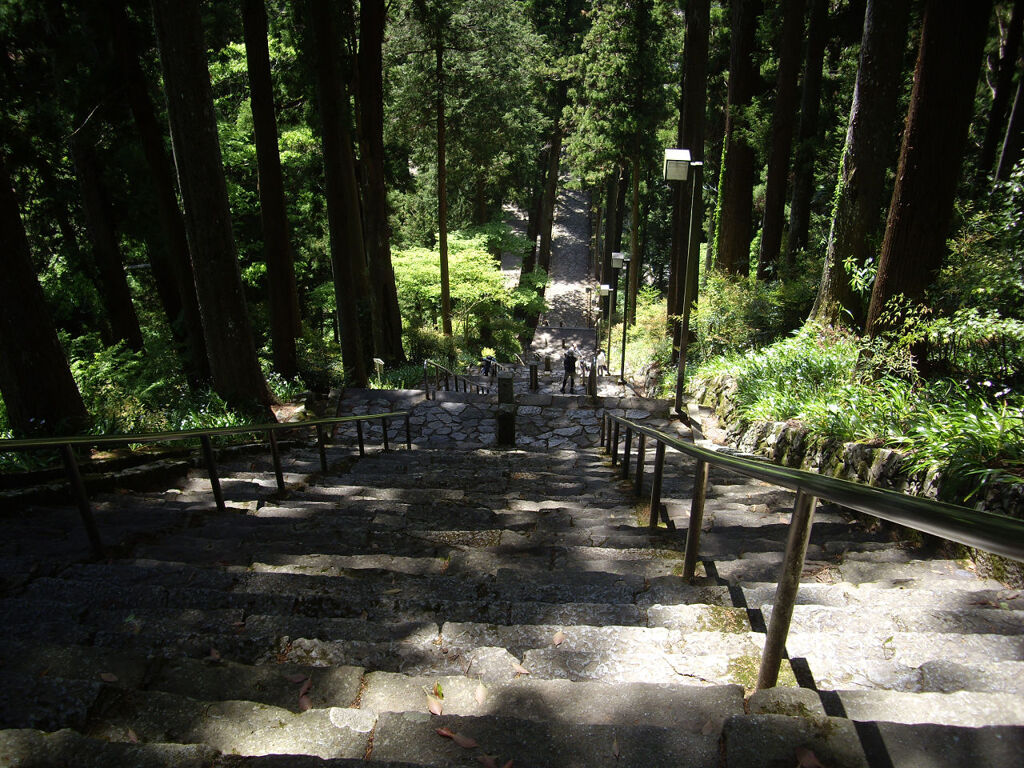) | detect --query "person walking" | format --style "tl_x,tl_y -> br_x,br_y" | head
561,345 -> 578,393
